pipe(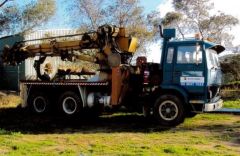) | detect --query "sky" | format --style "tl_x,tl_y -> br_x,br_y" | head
46,0 -> 162,28
156,0 -> 240,46
147,0 -> 240,62
140,0 -> 162,13
14,0 -> 240,62
47,0 -> 240,47
6,0 -> 240,46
